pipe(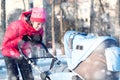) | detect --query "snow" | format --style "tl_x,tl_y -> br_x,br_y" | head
0,48 -> 69,80
0,56 -> 68,80
0,48 -> 120,80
